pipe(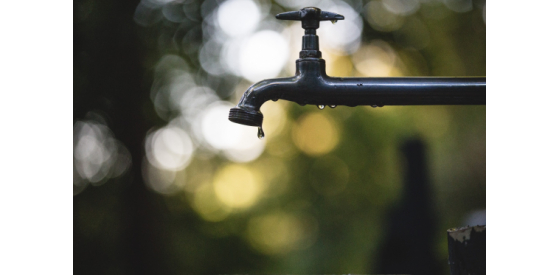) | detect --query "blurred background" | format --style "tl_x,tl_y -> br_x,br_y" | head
74,0 -> 485,273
